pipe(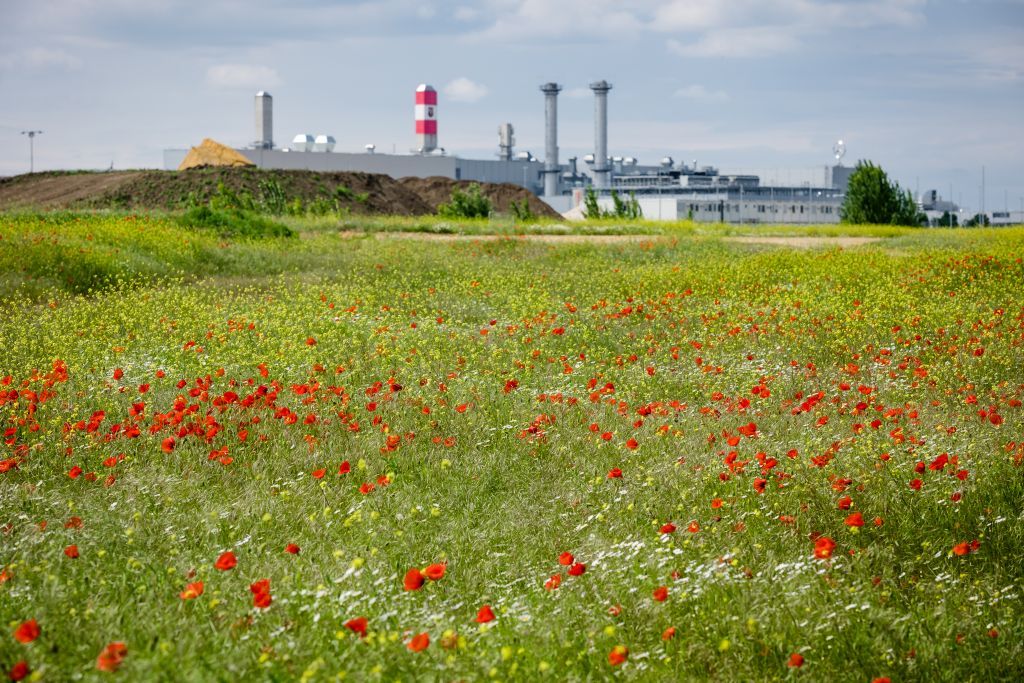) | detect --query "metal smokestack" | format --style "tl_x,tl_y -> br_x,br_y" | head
255,91 -> 273,149
589,80 -> 612,189
540,82 -> 561,197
